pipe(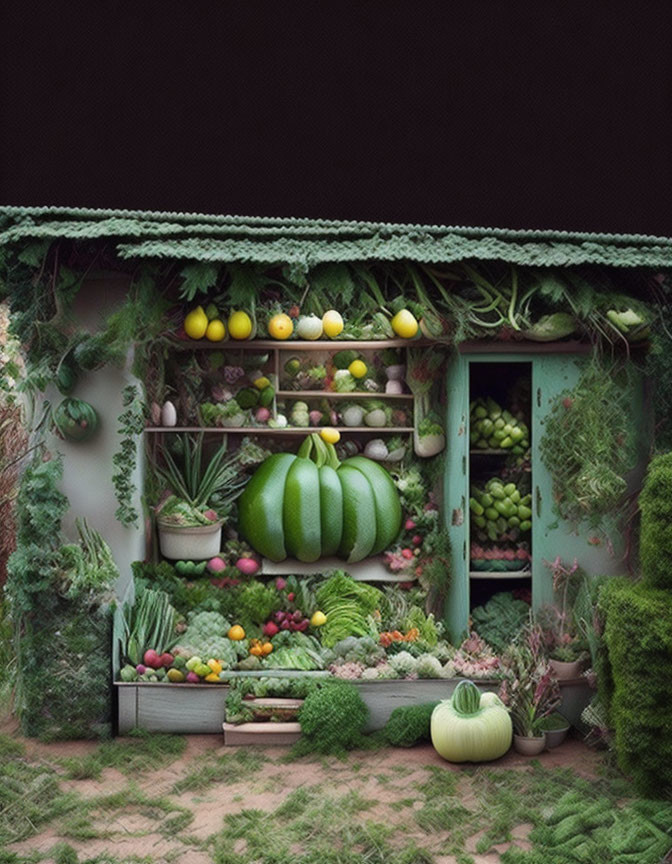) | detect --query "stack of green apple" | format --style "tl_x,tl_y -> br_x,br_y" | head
470,398 -> 529,453
470,478 -> 532,541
